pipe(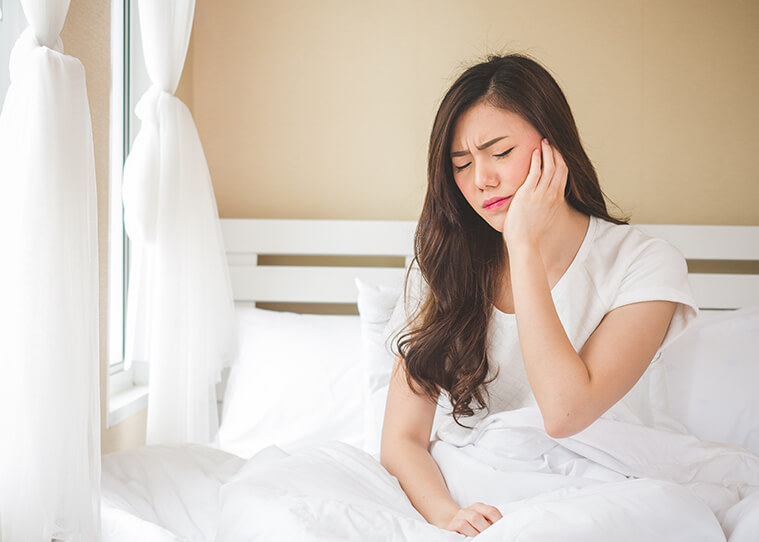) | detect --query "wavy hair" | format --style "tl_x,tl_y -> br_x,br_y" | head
397,54 -> 627,424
